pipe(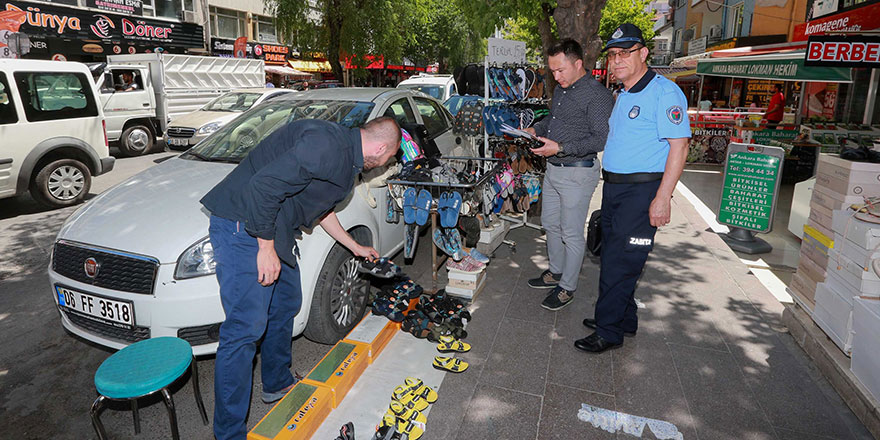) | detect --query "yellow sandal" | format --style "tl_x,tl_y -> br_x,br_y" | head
437,338 -> 471,353
393,378 -> 438,403
432,356 -> 469,373
392,390 -> 429,411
